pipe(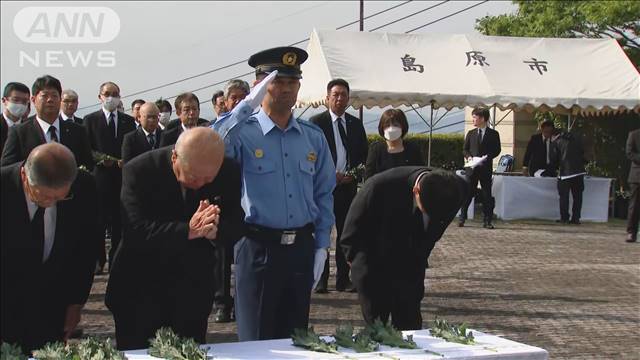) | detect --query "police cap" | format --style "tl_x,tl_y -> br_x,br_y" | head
248,46 -> 308,79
